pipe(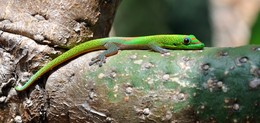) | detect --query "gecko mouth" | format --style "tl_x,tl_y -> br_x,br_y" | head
165,43 -> 204,50
192,41 -> 203,44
